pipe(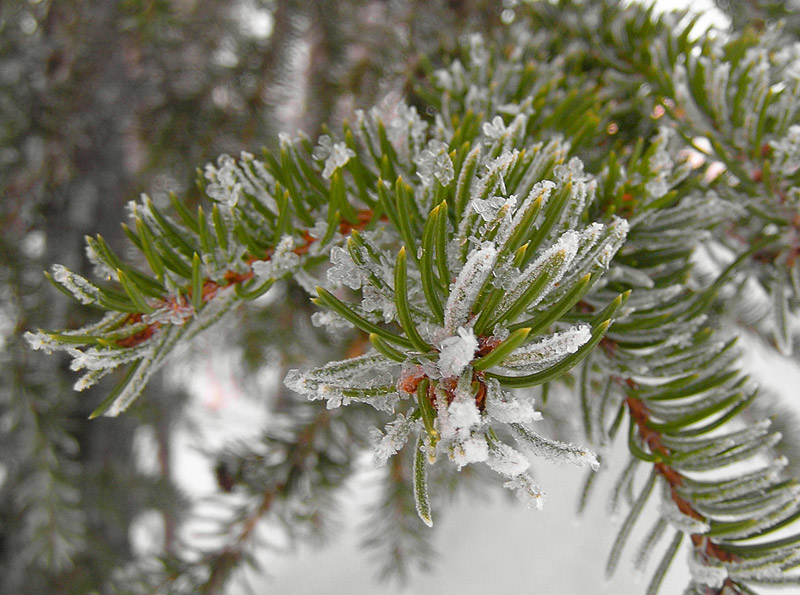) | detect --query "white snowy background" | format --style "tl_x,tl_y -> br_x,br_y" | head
126,1 -> 800,593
